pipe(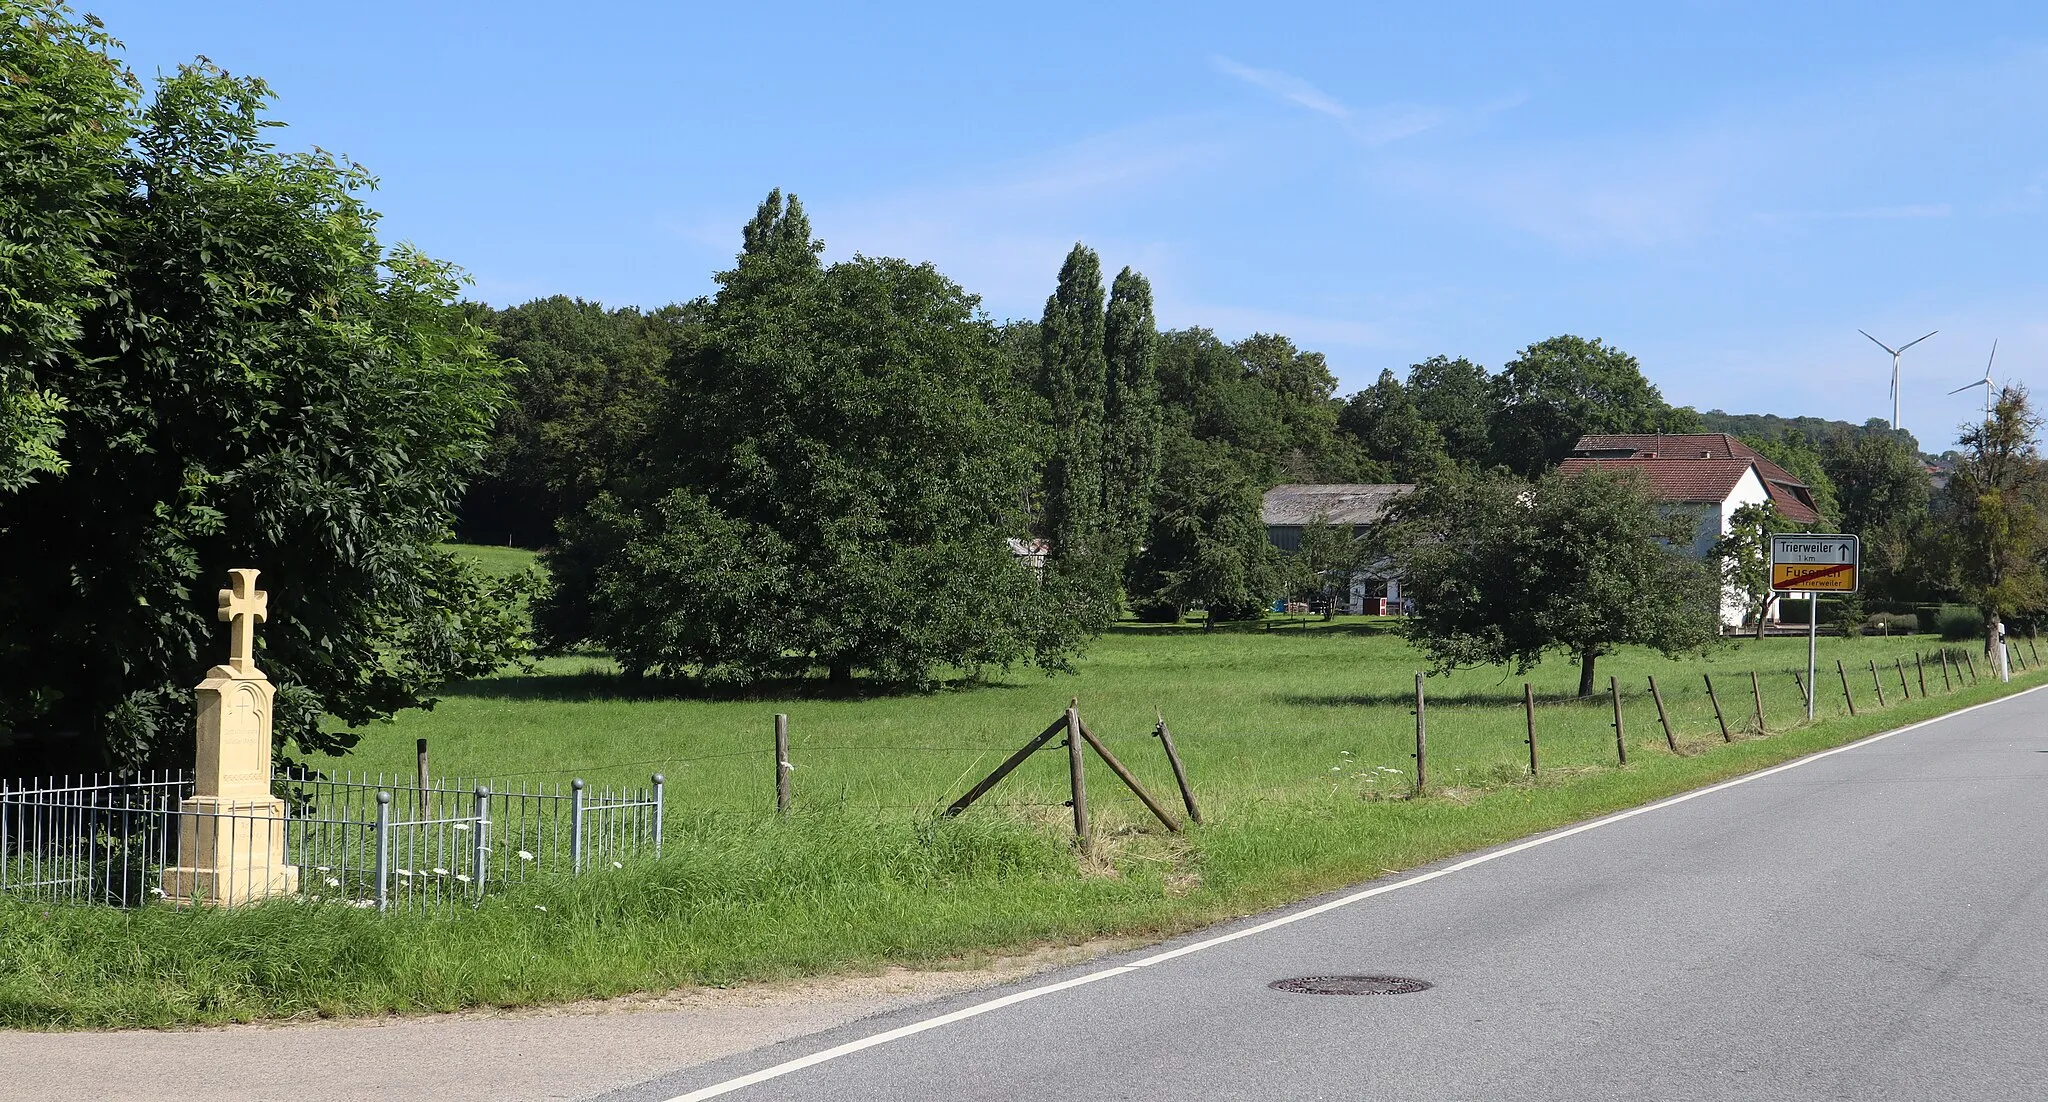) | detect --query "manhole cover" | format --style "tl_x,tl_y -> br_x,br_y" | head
1269,975 -> 1432,996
